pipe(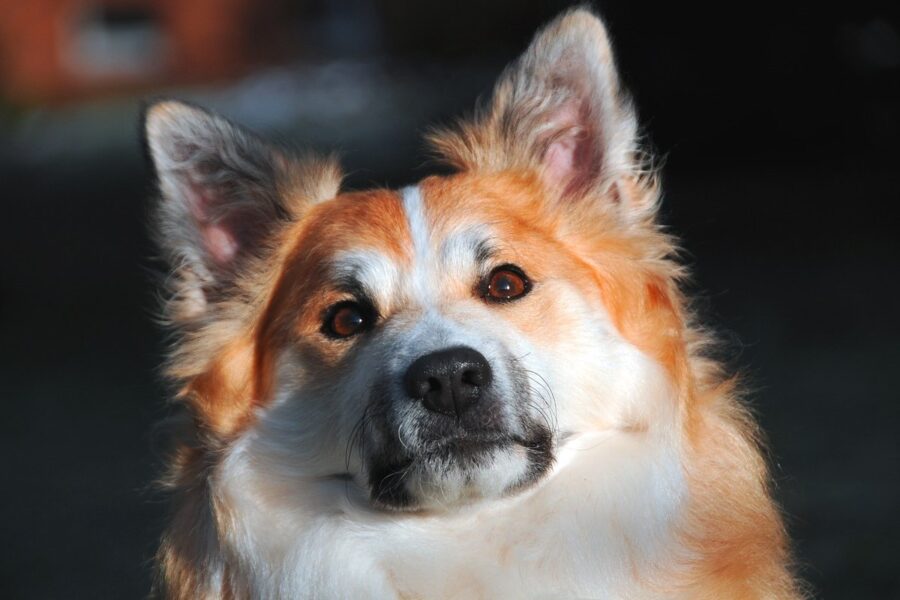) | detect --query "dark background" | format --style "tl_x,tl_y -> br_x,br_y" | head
1,1 -> 898,597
